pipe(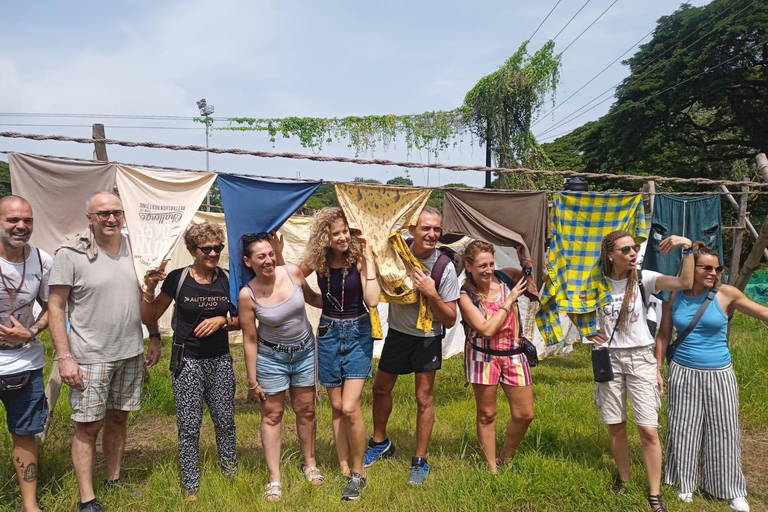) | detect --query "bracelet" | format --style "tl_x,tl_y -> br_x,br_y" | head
682,247 -> 694,255
366,277 -> 377,281
142,292 -> 155,304
148,332 -> 161,339
249,383 -> 260,390
26,327 -> 36,341
55,353 -> 74,361
499,305 -> 511,314
657,366 -> 663,372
